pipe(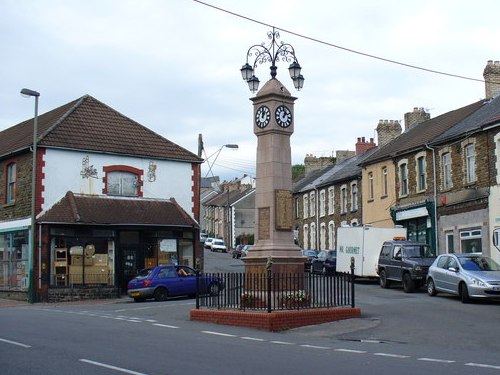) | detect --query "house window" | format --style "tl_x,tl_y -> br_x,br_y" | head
442,152 -> 452,190
328,221 -> 335,249
328,187 -> 334,214
295,197 -> 300,219
320,223 -> 326,250
303,224 -> 309,249
445,231 -> 454,253
417,156 -> 426,191
6,162 -> 16,204
368,172 -> 374,200
310,222 -> 316,249
465,143 -> 476,183
309,191 -> 316,218
381,167 -> 388,197
340,185 -> 347,214
350,182 -> 357,211
319,189 -> 326,217
303,195 -> 309,218
399,162 -> 408,196
104,166 -> 143,197
460,228 -> 482,253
